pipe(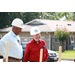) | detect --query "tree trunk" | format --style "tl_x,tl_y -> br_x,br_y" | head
60,40 -> 65,52
62,40 -> 64,52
